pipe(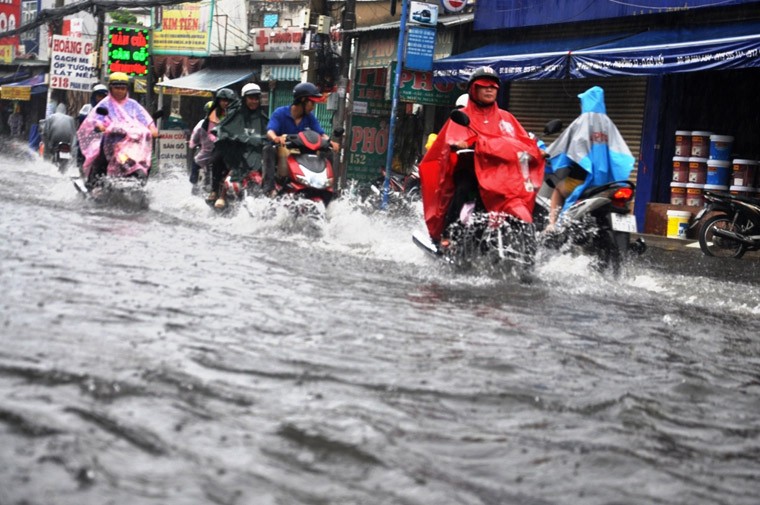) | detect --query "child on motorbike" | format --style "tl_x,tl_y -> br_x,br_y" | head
207,83 -> 268,209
